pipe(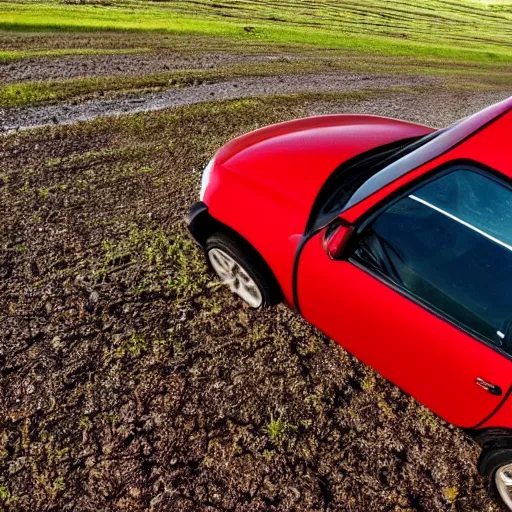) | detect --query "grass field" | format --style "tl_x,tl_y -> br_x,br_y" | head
2,0 -> 512,63
1,0 -> 511,108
